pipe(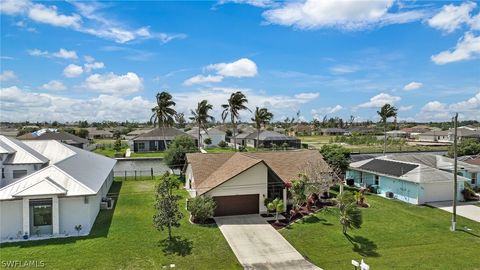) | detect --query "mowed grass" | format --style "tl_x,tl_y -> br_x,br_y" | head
130,151 -> 165,158
0,180 -> 241,270
281,194 -> 480,270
